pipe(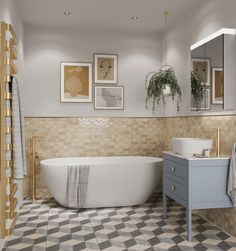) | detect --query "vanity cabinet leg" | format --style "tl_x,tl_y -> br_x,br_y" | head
187,207 -> 192,241
163,193 -> 167,219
